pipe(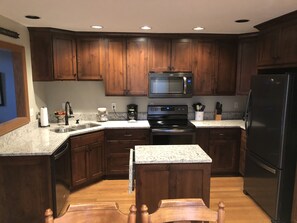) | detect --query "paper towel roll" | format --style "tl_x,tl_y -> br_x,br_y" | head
40,107 -> 49,127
